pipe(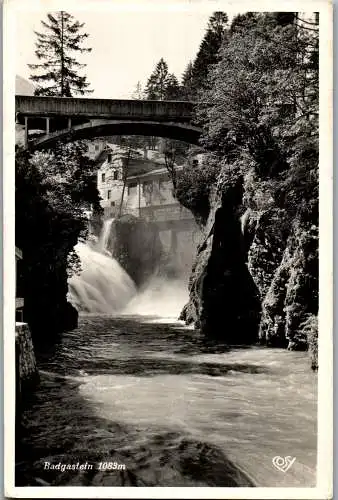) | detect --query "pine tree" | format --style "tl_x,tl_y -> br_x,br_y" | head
208,11 -> 229,36
229,12 -> 258,34
145,58 -> 169,100
189,11 -> 228,96
28,11 -> 93,97
164,73 -> 181,100
144,59 -> 181,151
145,59 -> 182,101
131,81 -> 145,100
181,61 -> 194,100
